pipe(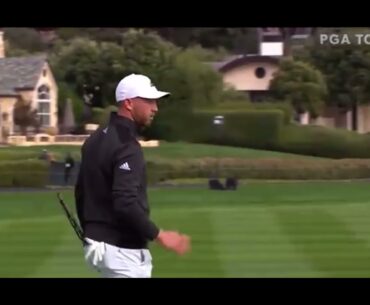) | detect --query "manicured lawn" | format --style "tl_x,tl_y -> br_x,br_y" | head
0,141 -> 325,163
0,181 -> 369,277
